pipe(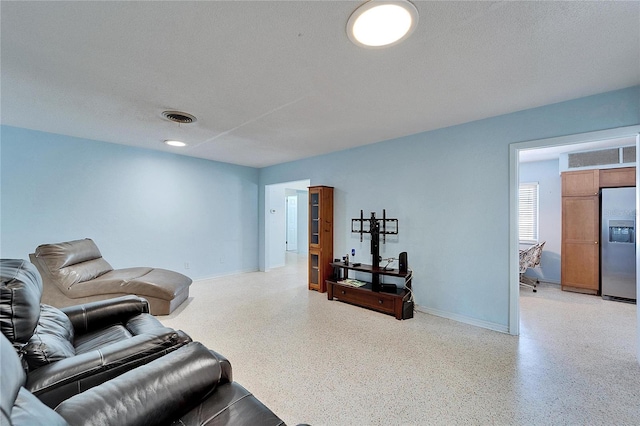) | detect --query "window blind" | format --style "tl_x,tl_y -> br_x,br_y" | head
519,182 -> 539,243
